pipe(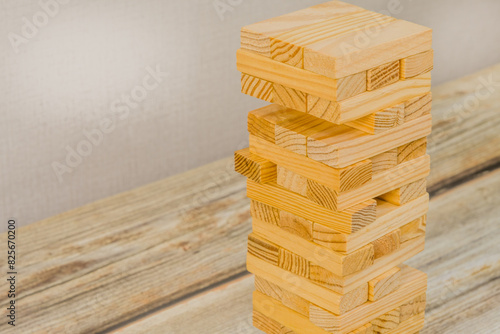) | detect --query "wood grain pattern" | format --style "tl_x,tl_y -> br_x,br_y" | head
371,150 -> 398,174
247,179 -> 377,234
399,293 -> 426,323
368,267 -> 401,301
379,178 -> 427,206
404,93 -> 432,122
250,135 -> 373,192
251,200 -> 281,226
273,84 -> 307,112
371,308 -> 401,333
372,230 -> 401,259
241,73 -> 274,102
254,310 -> 288,334
397,138 -> 427,164
278,248 -> 310,278
281,288 -> 311,317
346,104 -> 405,134
279,210 -> 313,240
399,216 -> 426,243
401,50 -> 434,80
307,115 -> 432,168
248,104 -> 304,144
248,234 -> 279,265
255,276 -> 283,302
367,61 -> 400,91
234,148 -> 276,183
